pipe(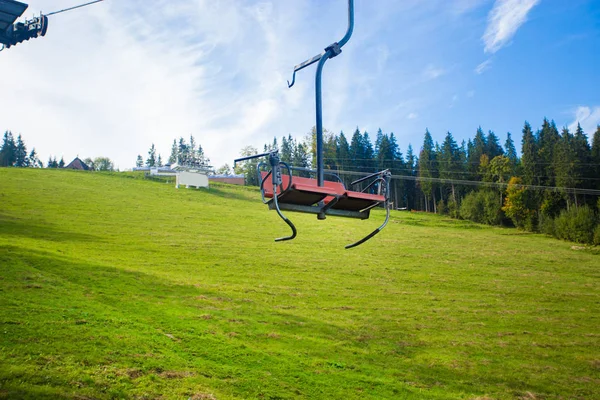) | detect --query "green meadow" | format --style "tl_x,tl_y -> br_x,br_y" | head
0,168 -> 598,399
